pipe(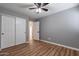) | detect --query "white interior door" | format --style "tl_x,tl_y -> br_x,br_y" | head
33,22 -> 39,40
1,15 -> 15,49
16,17 -> 26,45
